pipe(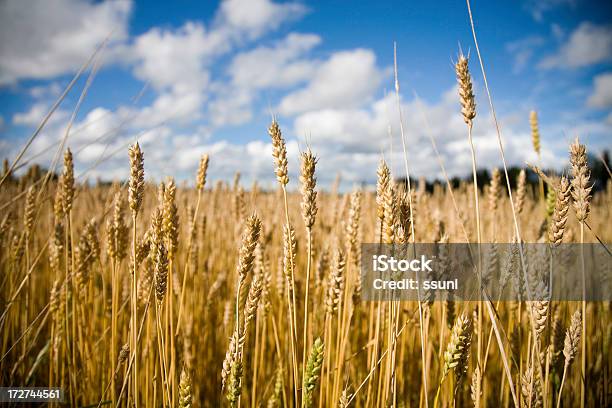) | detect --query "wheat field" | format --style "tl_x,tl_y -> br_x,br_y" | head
0,111 -> 610,407
0,11 -> 611,407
